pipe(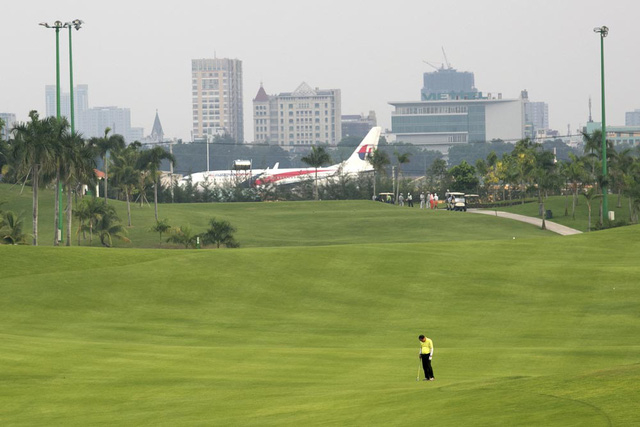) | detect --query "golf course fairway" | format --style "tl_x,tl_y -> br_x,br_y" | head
1,206 -> 639,425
